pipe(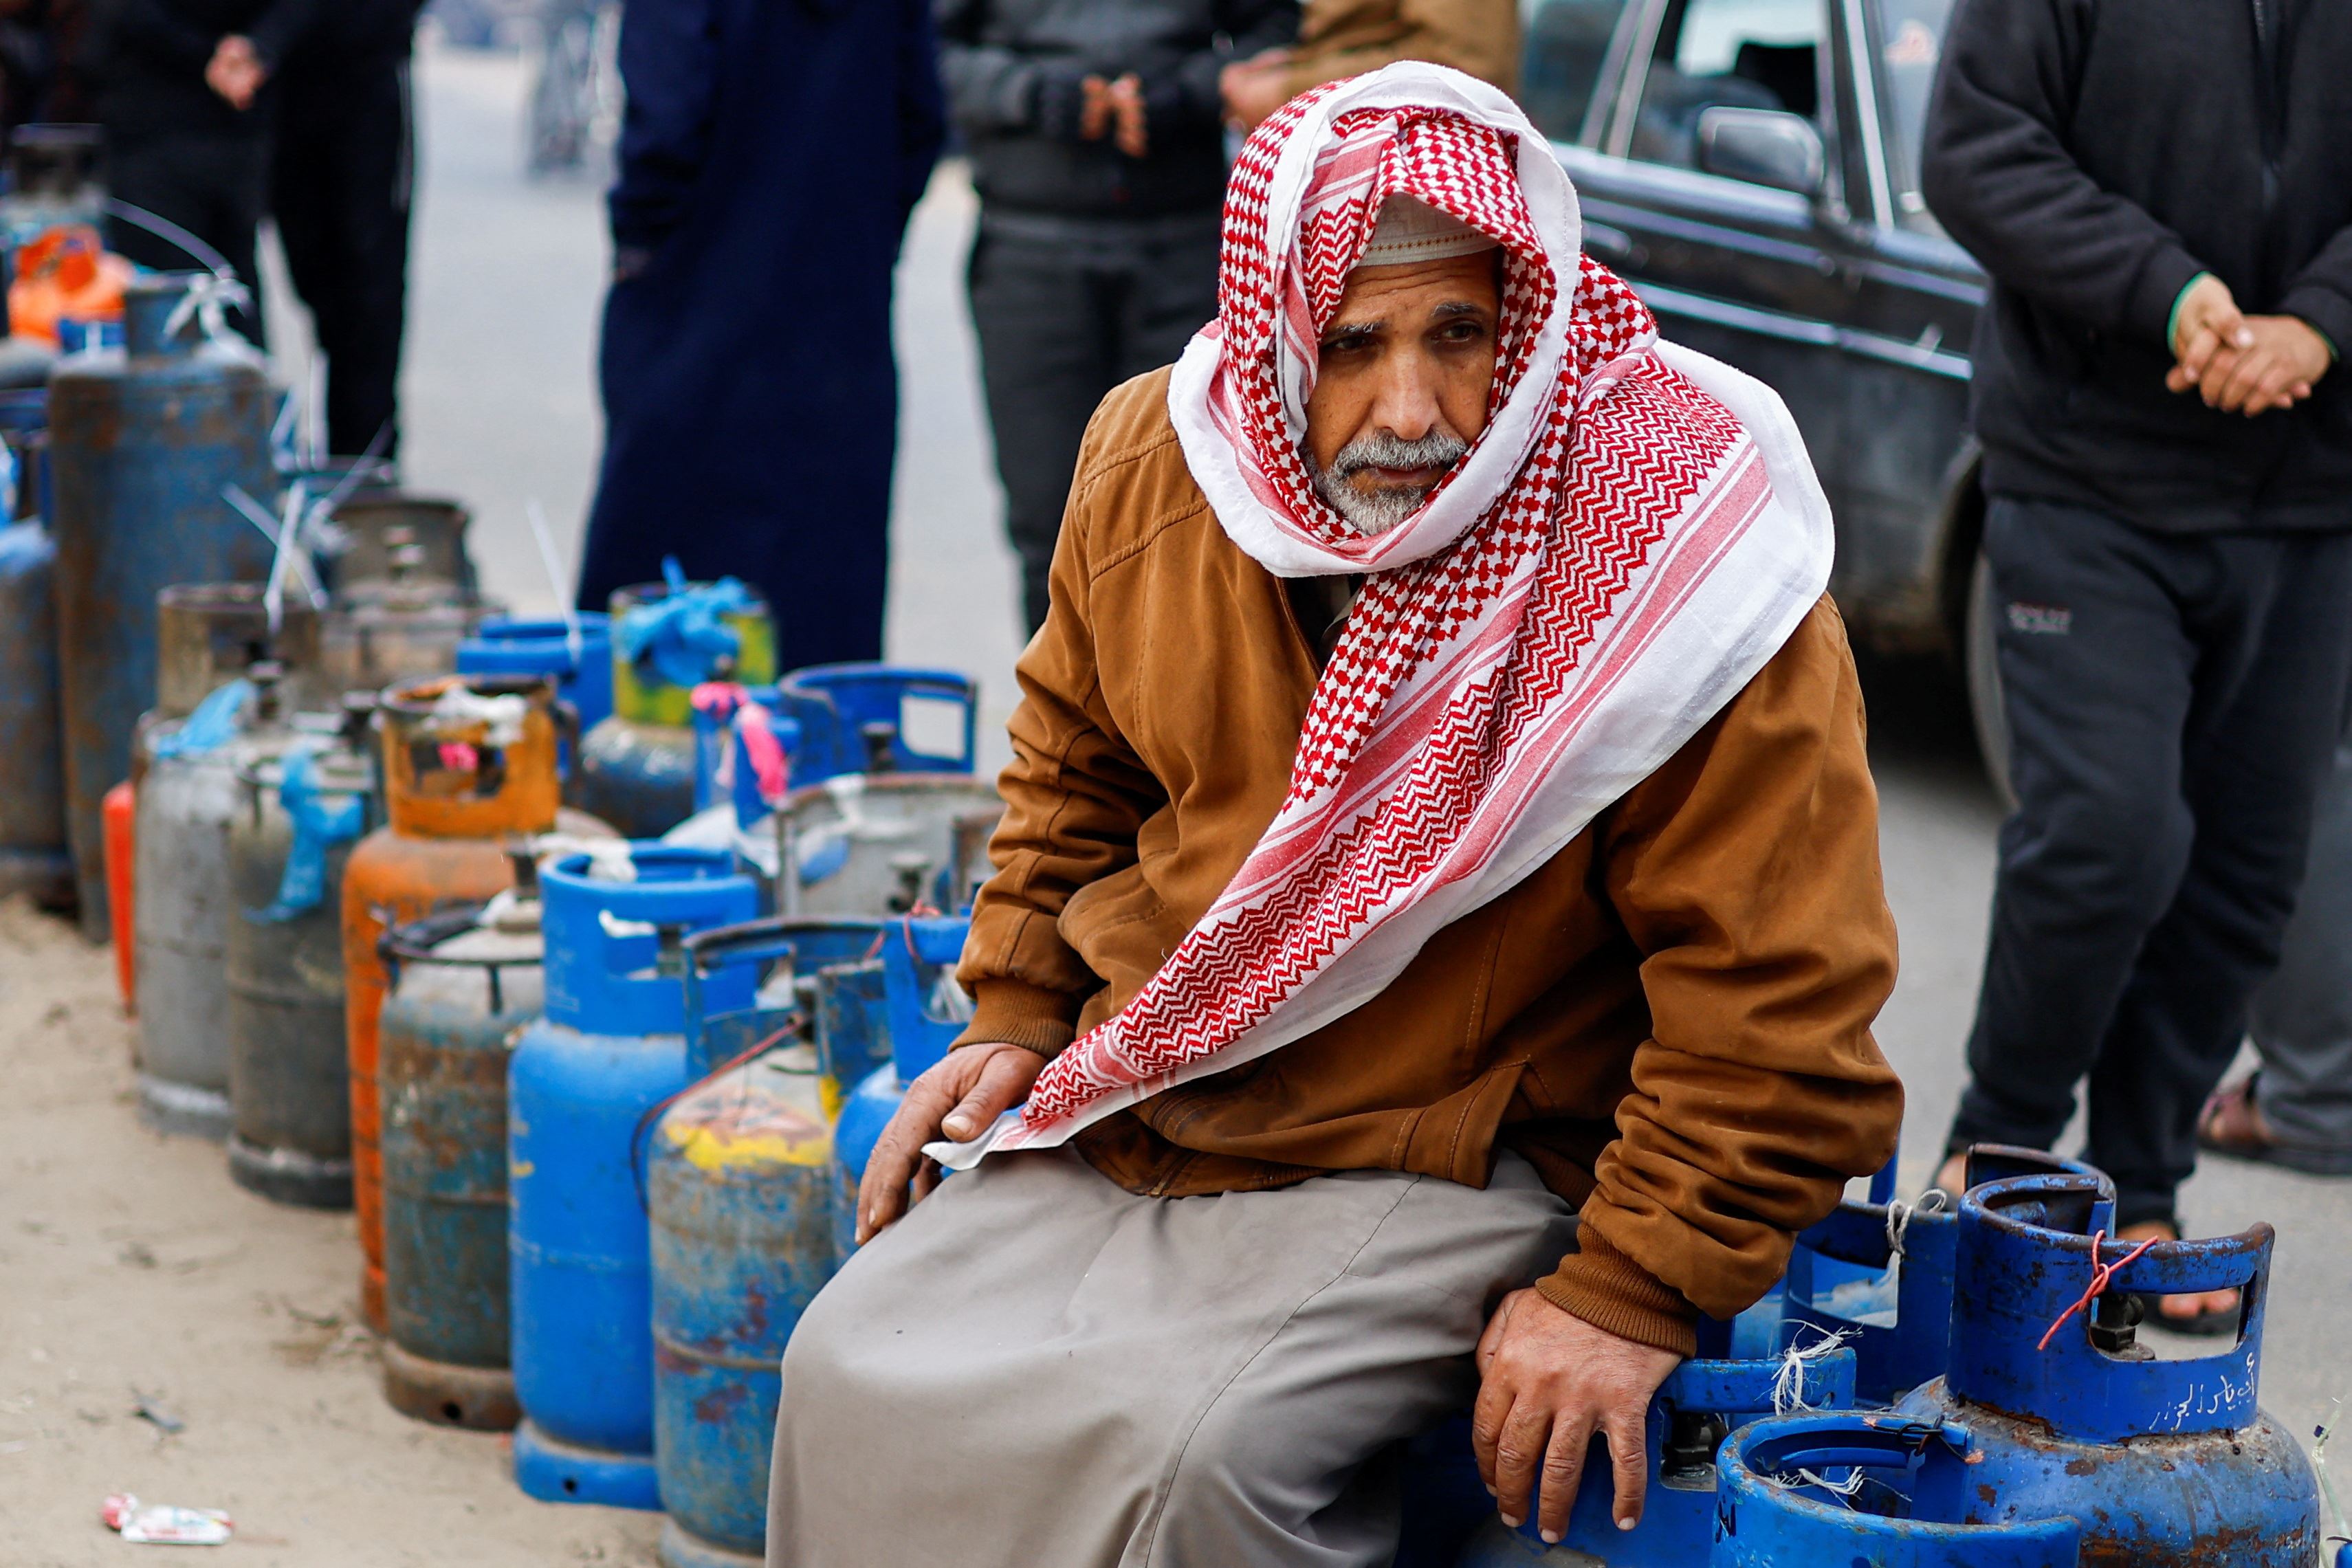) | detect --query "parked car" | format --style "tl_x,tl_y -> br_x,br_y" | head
1523,0 -> 2014,788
